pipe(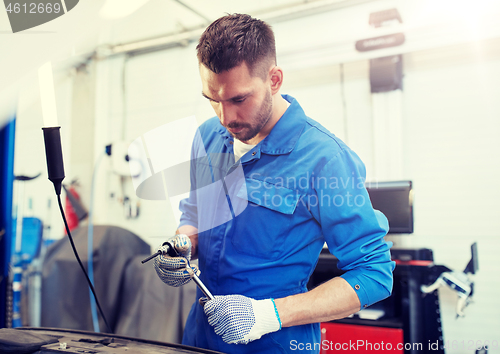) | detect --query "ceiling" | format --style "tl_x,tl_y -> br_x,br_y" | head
2,0 -> 500,126
0,0 -> 365,124
0,0 -> 365,98
106,0 -> 352,45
